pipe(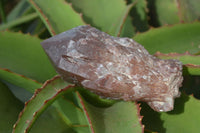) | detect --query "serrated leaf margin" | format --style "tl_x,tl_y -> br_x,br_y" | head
12,76 -> 75,133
